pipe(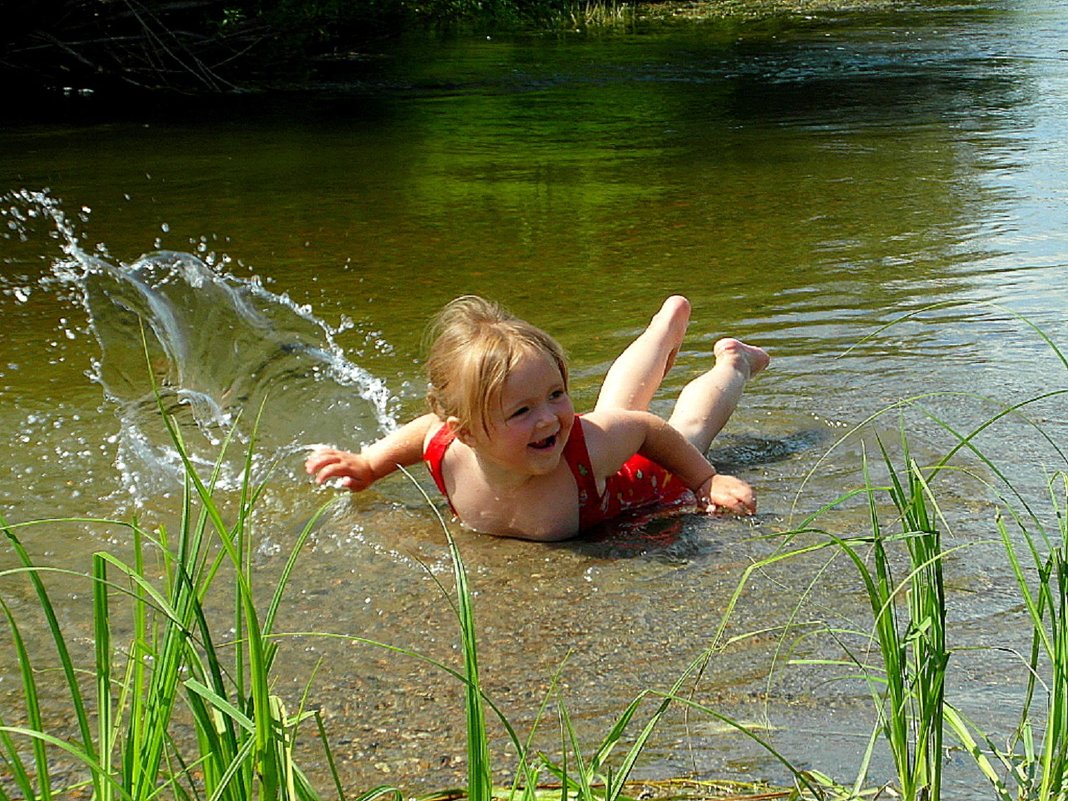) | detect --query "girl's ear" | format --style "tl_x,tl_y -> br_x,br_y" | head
447,416 -> 477,446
